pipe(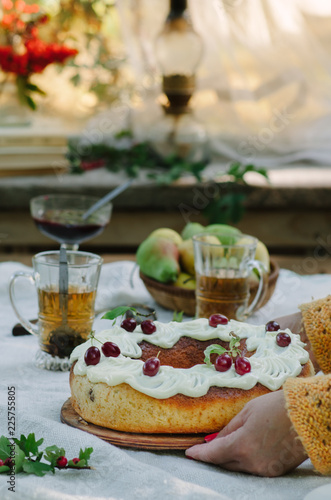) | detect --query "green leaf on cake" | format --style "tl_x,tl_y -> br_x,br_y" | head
204,345 -> 227,366
204,333 -> 242,366
228,332 -> 242,357
101,306 -> 136,320
101,306 -> 156,321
